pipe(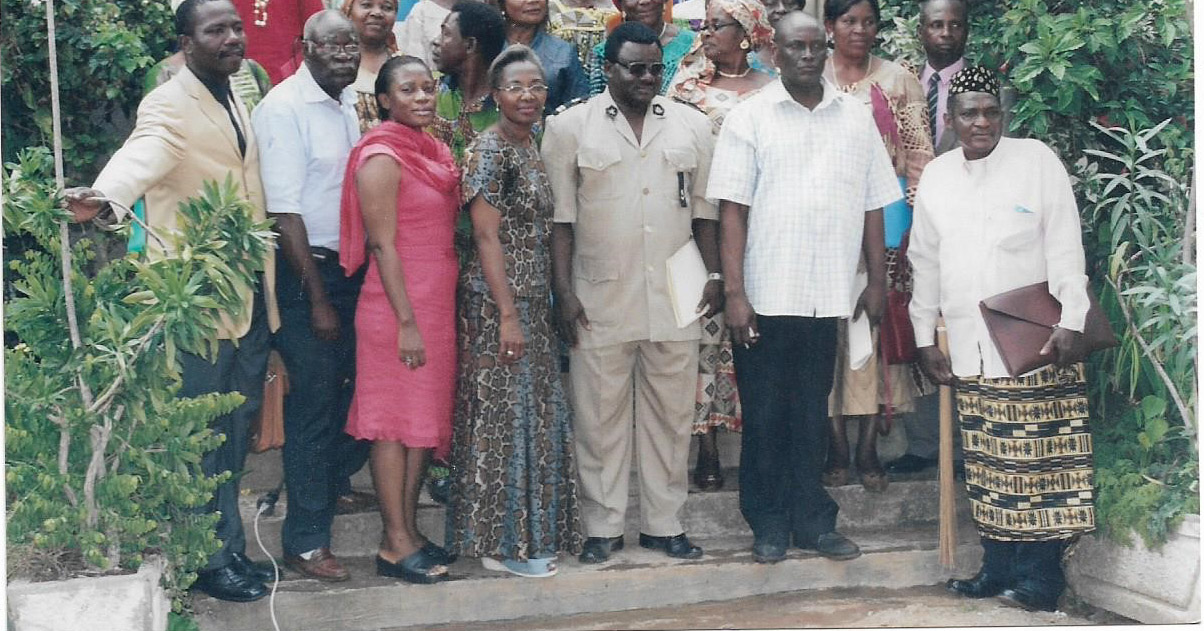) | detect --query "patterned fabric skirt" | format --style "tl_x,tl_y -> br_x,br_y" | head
957,364 -> 1096,541
447,289 -> 584,560
694,313 -> 742,433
